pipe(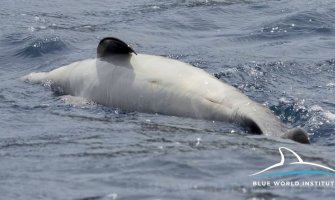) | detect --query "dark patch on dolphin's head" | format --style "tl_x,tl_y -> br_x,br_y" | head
97,37 -> 137,59
238,114 -> 310,144
282,128 -> 310,144
241,116 -> 262,135
235,114 -> 262,135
